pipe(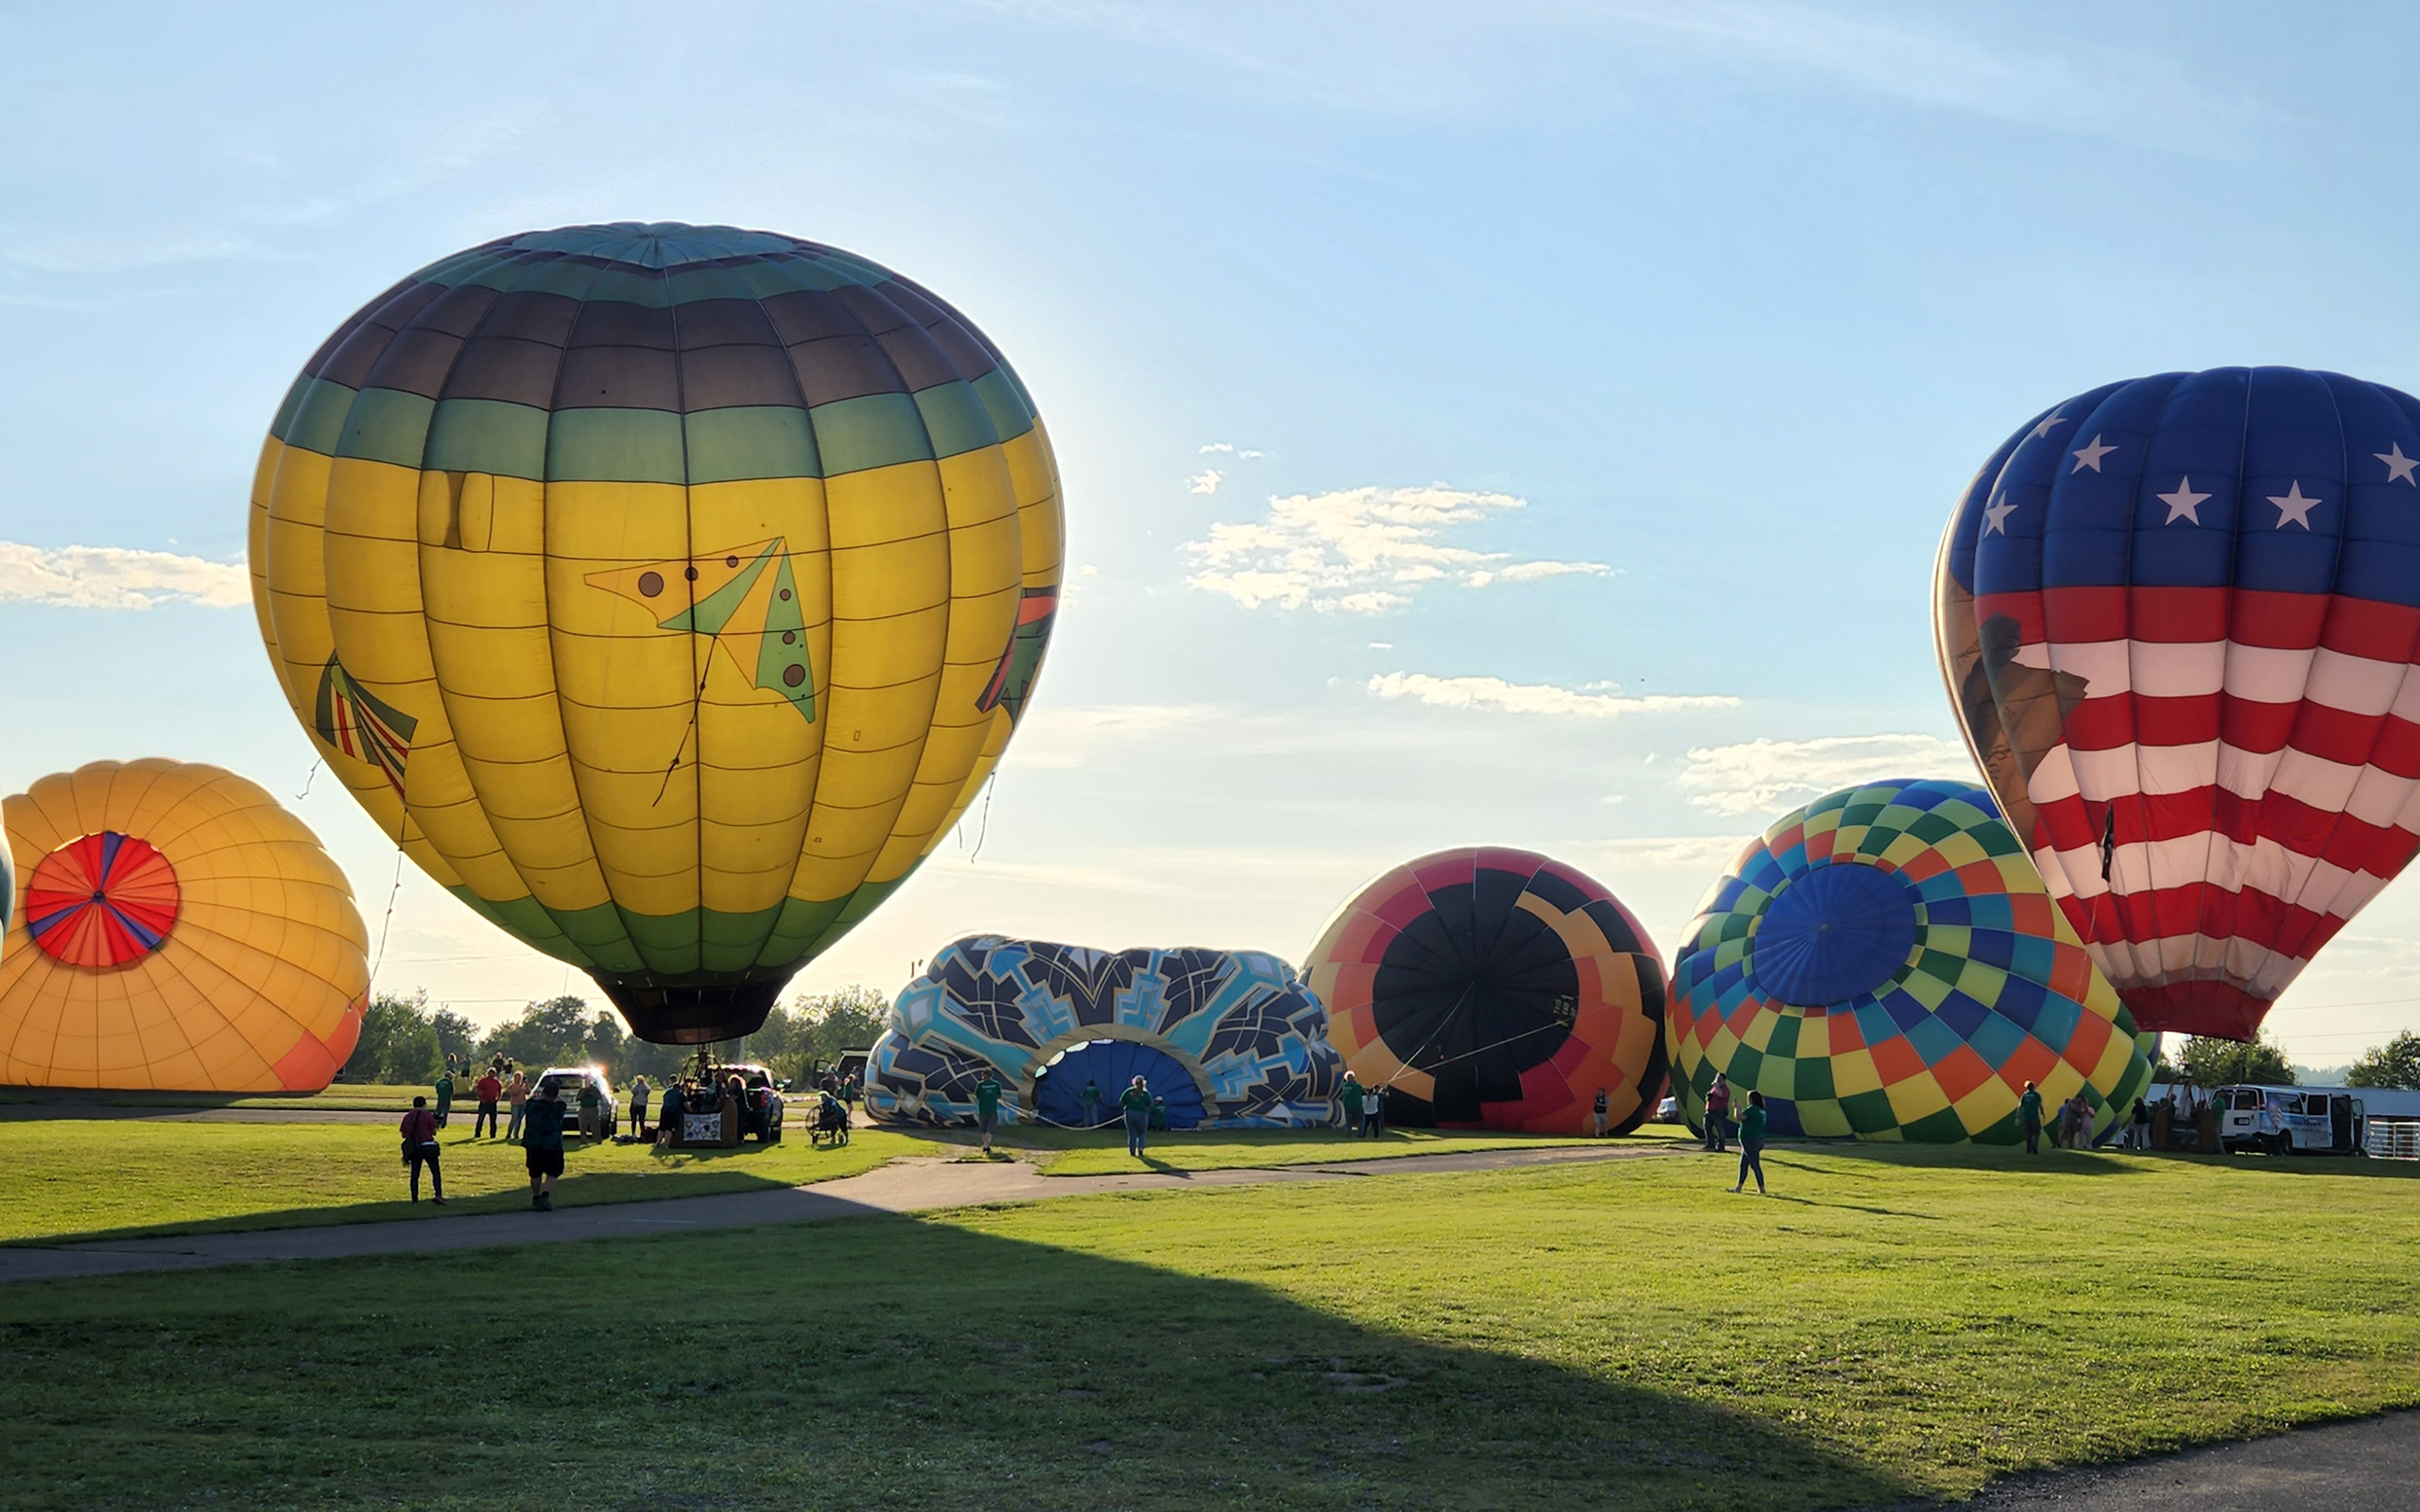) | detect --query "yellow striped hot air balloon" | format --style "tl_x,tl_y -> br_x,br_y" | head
0,760 -> 369,1092
250,223 -> 1063,1042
